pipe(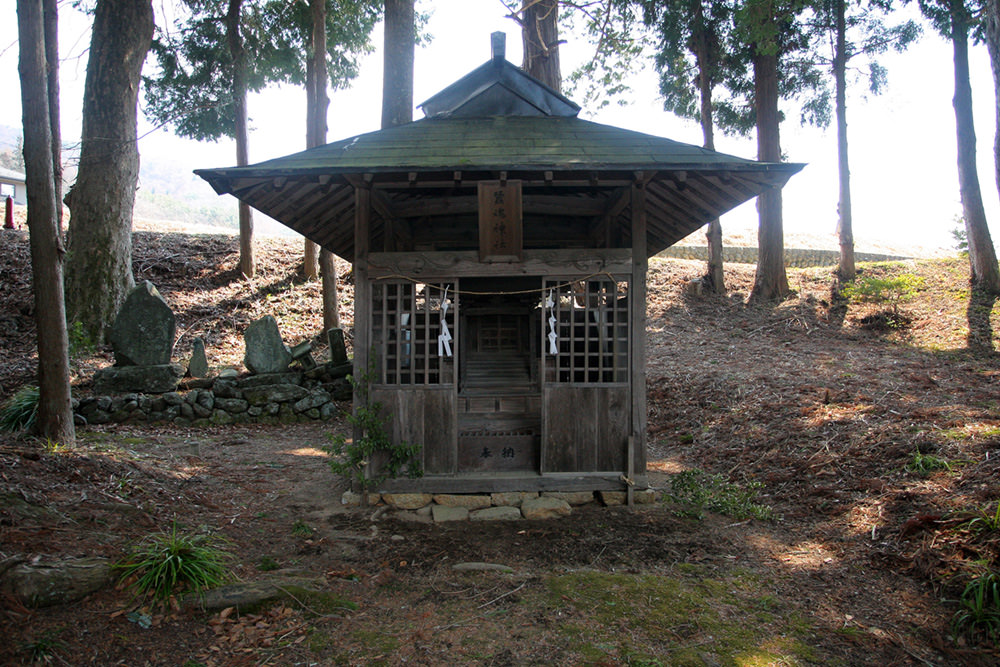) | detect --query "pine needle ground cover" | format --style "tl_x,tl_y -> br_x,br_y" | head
0,231 -> 998,664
